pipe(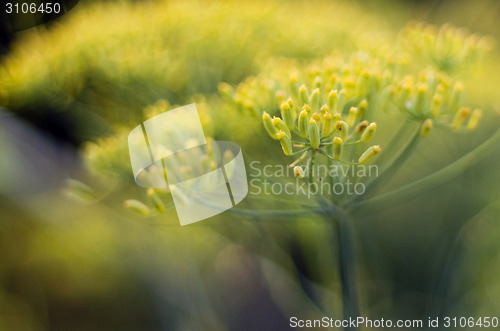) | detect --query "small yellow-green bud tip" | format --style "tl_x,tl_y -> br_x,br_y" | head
361,123 -> 376,142
421,119 -> 433,137
332,137 -> 343,159
467,109 -> 482,131
294,166 -> 305,178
